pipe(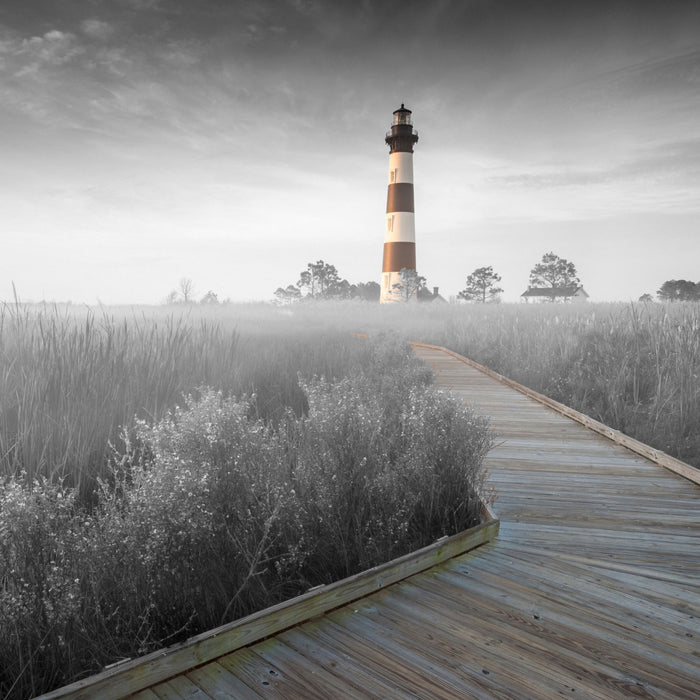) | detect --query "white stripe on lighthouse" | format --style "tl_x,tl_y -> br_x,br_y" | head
388,152 -> 414,184
384,212 -> 415,243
